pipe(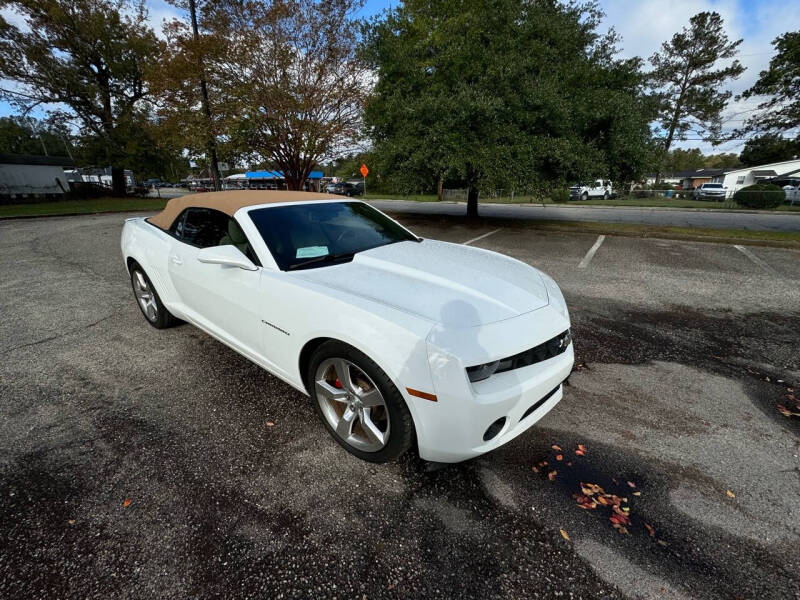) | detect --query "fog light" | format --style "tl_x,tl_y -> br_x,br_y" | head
483,417 -> 507,442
